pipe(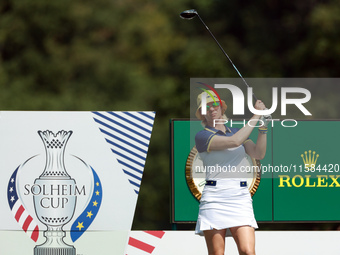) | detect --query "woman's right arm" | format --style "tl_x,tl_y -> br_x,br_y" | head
209,114 -> 261,151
